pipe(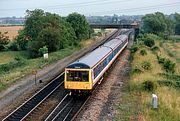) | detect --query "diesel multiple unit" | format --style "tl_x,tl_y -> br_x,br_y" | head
64,33 -> 129,94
